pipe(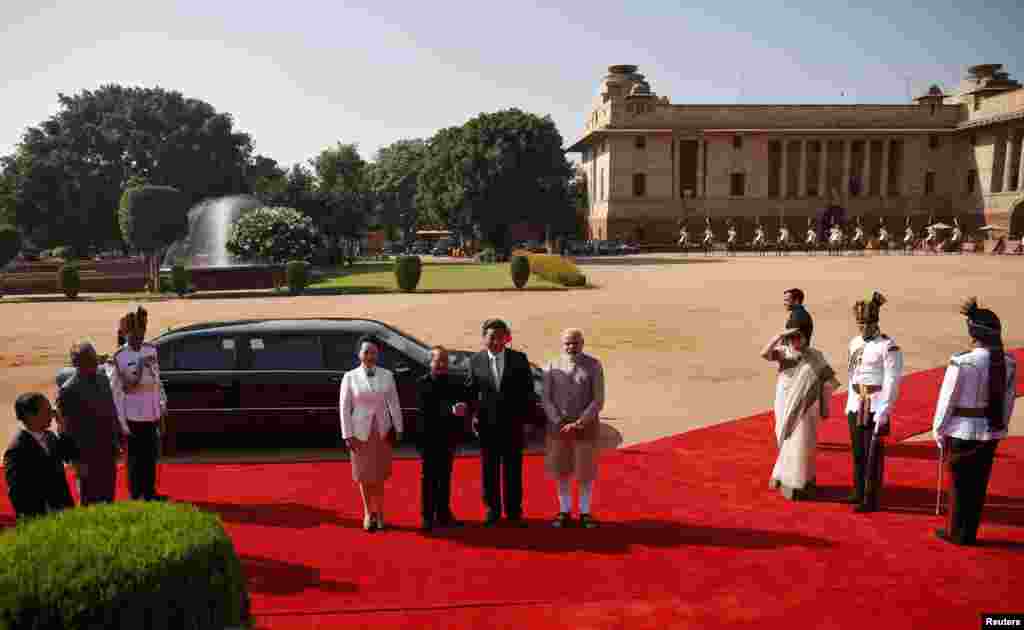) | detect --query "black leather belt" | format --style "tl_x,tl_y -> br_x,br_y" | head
952,407 -> 988,418
853,384 -> 881,395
